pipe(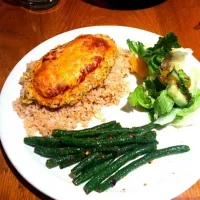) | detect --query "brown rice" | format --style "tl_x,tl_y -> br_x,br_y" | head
13,49 -> 132,136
